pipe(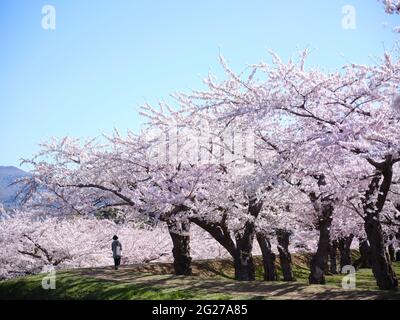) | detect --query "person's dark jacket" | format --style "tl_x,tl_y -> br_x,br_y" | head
112,240 -> 122,258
